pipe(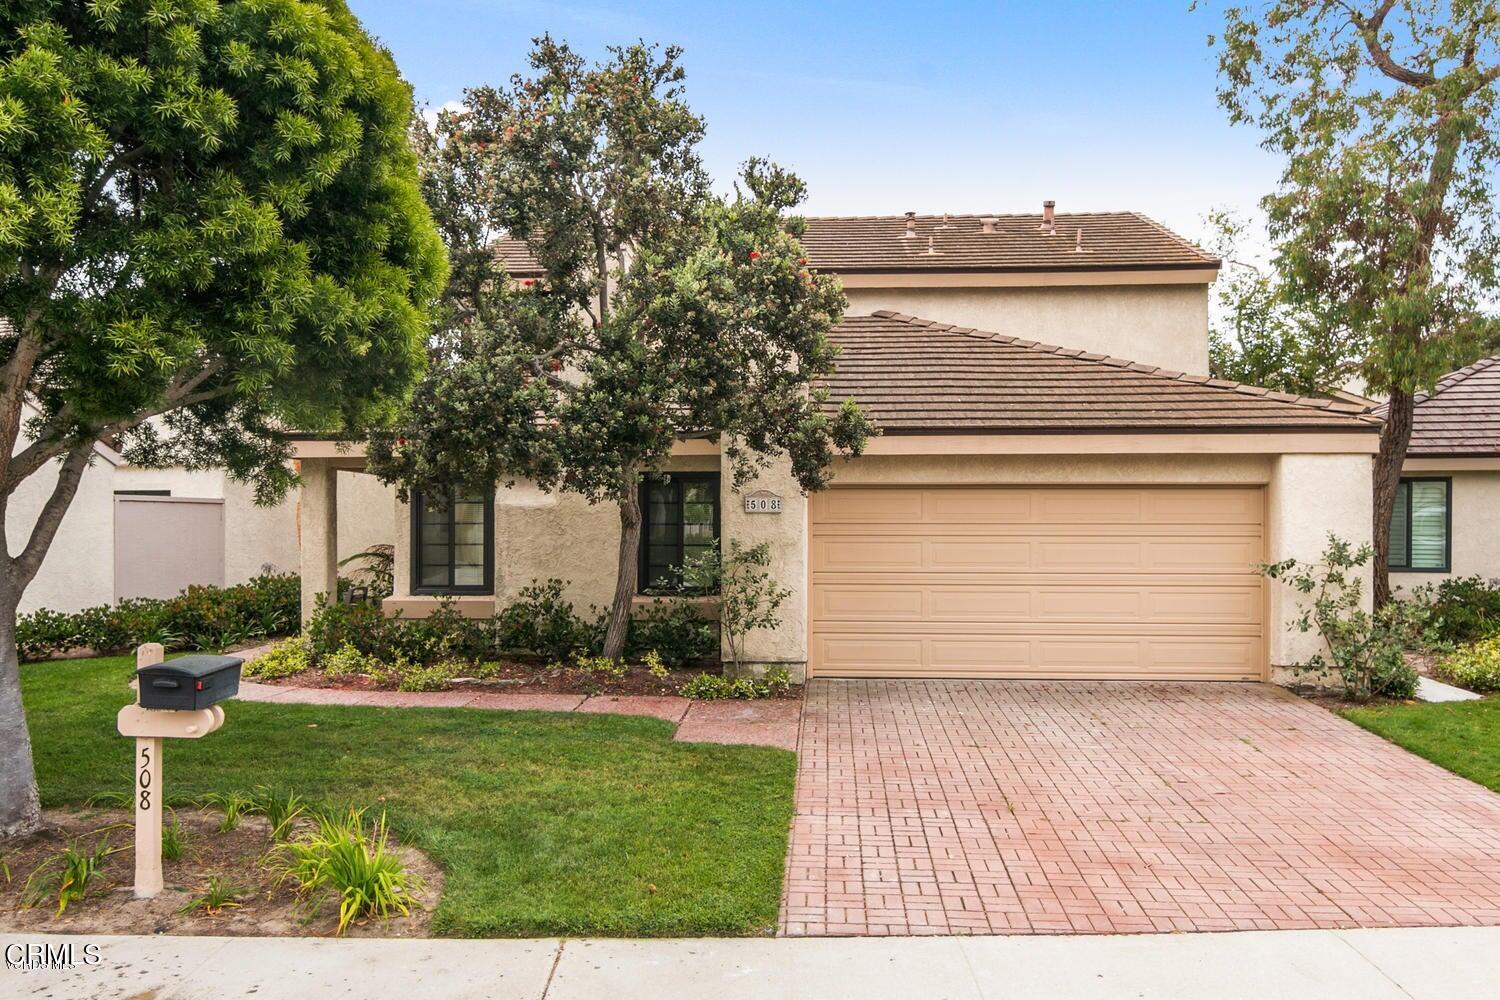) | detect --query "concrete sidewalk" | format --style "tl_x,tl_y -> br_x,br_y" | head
5,926 -> 1497,999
